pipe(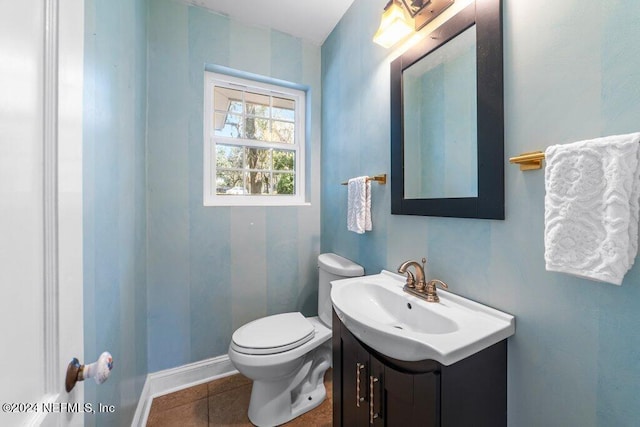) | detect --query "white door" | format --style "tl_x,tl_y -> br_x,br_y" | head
0,0 -> 84,426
